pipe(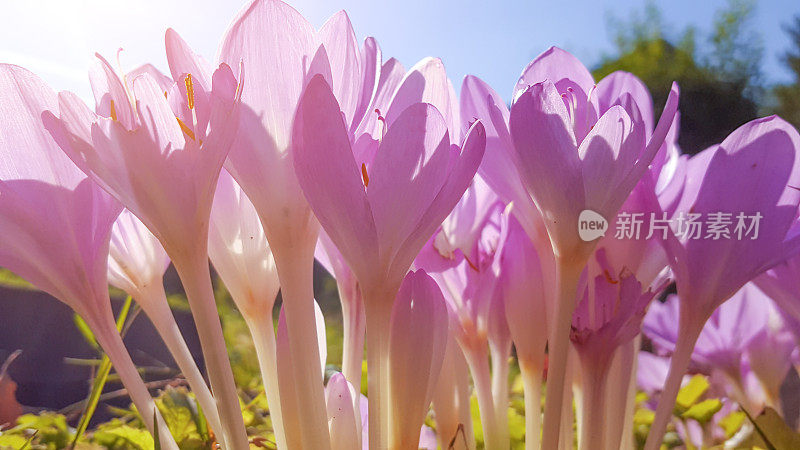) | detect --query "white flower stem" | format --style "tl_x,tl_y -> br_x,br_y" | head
464,345 -> 502,450
490,341 -> 511,449
173,255 -> 250,450
88,313 -> 179,450
136,282 -> 223,440
246,315 -> 288,450
341,285 -> 365,445
363,287 -> 395,450
520,360 -> 543,450
577,356 -> 609,450
604,339 -> 638,450
271,242 -> 331,450
643,317 -> 703,450
540,258 -> 584,450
